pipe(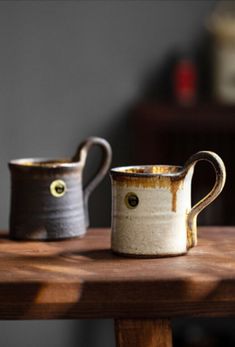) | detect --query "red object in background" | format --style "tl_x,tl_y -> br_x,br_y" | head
173,59 -> 197,106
